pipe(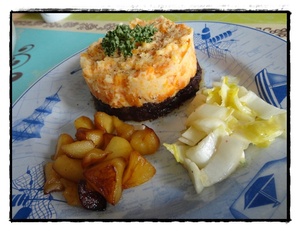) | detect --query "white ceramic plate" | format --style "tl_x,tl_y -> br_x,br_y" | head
11,21 -> 288,220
